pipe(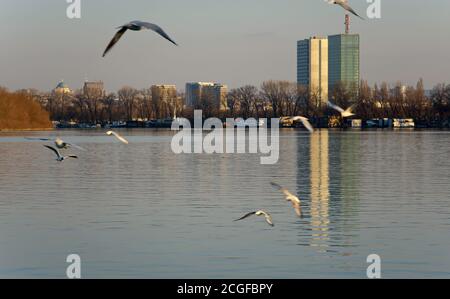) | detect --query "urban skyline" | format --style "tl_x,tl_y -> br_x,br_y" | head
1,1 -> 449,91
1,1 -> 450,281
